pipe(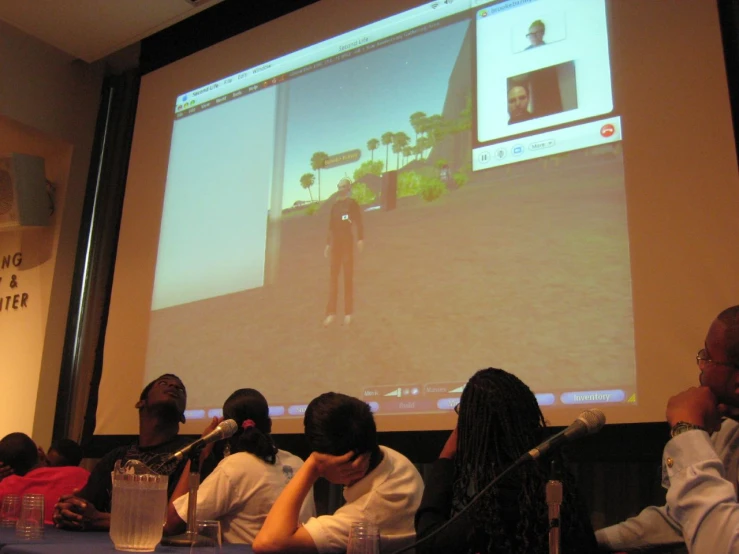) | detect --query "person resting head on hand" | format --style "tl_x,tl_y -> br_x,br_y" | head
253,392 -> 424,554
